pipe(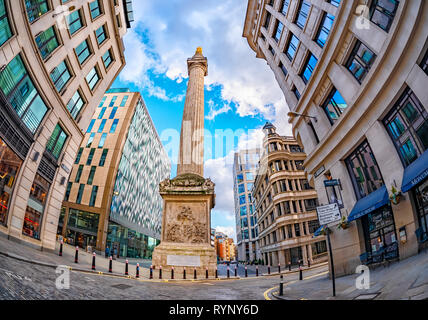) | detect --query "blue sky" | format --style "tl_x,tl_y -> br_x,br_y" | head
111,0 -> 292,240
